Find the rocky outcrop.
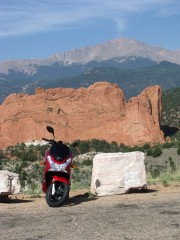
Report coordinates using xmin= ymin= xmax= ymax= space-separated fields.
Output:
xmin=0 ymin=82 xmax=164 ymax=149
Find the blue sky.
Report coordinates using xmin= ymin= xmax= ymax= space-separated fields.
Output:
xmin=0 ymin=0 xmax=180 ymax=60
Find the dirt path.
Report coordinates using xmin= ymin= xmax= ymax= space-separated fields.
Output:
xmin=0 ymin=185 xmax=180 ymax=240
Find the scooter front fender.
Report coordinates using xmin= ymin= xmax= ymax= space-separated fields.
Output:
xmin=52 ymin=175 xmax=70 ymax=185
xmin=42 ymin=173 xmax=70 ymax=193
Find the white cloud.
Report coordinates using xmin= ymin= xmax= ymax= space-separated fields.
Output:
xmin=0 ymin=0 xmax=180 ymax=37
xmin=114 ymin=18 xmax=127 ymax=32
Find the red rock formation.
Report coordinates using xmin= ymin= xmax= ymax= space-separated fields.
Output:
xmin=0 ymin=82 xmax=164 ymax=149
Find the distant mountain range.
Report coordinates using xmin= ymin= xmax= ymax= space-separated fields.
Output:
xmin=0 ymin=37 xmax=180 ymax=103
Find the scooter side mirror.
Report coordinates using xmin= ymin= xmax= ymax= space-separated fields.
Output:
xmin=46 ymin=126 xmax=54 ymax=135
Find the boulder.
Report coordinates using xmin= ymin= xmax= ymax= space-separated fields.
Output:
xmin=0 ymin=171 xmax=21 ymax=195
xmin=91 ymin=152 xmax=147 ymax=196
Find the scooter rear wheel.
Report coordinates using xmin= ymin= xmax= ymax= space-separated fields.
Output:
xmin=46 ymin=182 xmax=69 ymax=207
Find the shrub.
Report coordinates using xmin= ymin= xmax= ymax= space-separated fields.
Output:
xmin=152 ymin=146 xmax=162 ymax=158
xmin=110 ymin=141 xmax=120 ymax=152
xmin=0 ymin=150 xmax=5 ymax=159
xmin=130 ymin=145 xmax=145 ymax=152
xmin=42 ymin=145 xmax=48 ymax=156
xmin=90 ymin=139 xmax=109 ymax=152
xmin=162 ymin=142 xmax=174 ymax=149
xmin=14 ymin=163 xmax=21 ymax=174
xmin=20 ymin=161 xmax=29 ymax=168
xmin=177 ymin=146 xmax=180 ymax=155
xmin=148 ymin=170 xmax=180 ymax=186
xmin=78 ymin=140 xmax=91 ymax=154
xmin=69 ymin=140 xmax=89 ymax=156
xmin=149 ymin=167 xmax=161 ymax=178
xmin=20 ymin=149 xmax=38 ymax=162
xmin=0 ymin=159 xmax=6 ymax=170
xmin=81 ymin=159 xmax=92 ymax=166
xmin=18 ymin=143 xmax=26 ymax=151
xmin=20 ymin=170 xmax=28 ymax=181
xmin=162 ymin=179 xmax=169 ymax=187
xmin=146 ymin=148 xmax=153 ymax=156
xmin=168 ymin=157 xmax=176 ymax=172
xmin=142 ymin=143 xmax=151 ymax=150
xmin=70 ymin=139 xmax=121 ymax=155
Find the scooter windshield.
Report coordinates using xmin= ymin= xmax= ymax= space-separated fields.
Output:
xmin=50 ymin=142 xmax=70 ymax=161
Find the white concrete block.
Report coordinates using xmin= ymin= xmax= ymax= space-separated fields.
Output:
xmin=0 ymin=171 xmax=21 ymax=195
xmin=91 ymin=152 xmax=147 ymax=196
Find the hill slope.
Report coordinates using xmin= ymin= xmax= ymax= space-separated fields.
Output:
xmin=162 ymin=87 xmax=180 ymax=128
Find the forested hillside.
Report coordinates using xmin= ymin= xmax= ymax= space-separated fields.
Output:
xmin=162 ymin=87 xmax=180 ymax=128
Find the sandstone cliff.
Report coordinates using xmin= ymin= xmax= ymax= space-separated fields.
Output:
xmin=0 ymin=82 xmax=164 ymax=149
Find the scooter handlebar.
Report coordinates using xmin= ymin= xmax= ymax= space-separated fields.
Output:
xmin=42 ymin=138 xmax=55 ymax=144
xmin=42 ymin=137 xmax=49 ymax=141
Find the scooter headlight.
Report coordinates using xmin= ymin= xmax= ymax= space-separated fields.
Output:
xmin=47 ymin=156 xmax=71 ymax=172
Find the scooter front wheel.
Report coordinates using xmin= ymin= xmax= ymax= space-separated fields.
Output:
xmin=46 ymin=181 xmax=69 ymax=207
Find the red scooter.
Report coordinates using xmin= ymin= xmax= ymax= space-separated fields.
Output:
xmin=41 ymin=126 xmax=75 ymax=207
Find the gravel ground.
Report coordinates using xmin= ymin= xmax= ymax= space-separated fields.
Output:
xmin=0 ymin=184 xmax=180 ymax=240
